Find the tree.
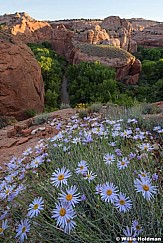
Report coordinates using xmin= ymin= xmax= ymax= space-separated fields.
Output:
xmin=28 ymin=43 xmax=66 ymax=111
xmin=67 ymin=62 xmax=116 ymax=106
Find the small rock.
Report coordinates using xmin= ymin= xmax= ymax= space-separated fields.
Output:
xmin=31 ymin=129 xmax=37 ymax=135
xmin=25 ymin=118 xmax=33 ymax=127
xmin=39 ymin=127 xmax=46 ymax=131
xmin=21 ymin=128 xmax=32 ymax=137
xmin=31 ymin=127 xmax=46 ymax=135
xmin=16 ymin=137 xmax=29 ymax=145
xmin=0 ymin=138 xmax=18 ymax=148
xmin=7 ymin=128 xmax=17 ymax=138
xmin=14 ymin=123 xmax=28 ymax=133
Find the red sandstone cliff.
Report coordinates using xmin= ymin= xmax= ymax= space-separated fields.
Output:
xmin=0 ymin=32 xmax=44 ymax=120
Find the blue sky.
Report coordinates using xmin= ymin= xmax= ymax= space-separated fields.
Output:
xmin=0 ymin=0 xmax=162 ymax=21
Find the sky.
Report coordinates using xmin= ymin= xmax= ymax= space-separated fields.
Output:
xmin=0 ymin=0 xmax=162 ymax=22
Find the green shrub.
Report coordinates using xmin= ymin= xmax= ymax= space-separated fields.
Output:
xmin=25 ymin=109 xmax=37 ymax=118
xmin=33 ymin=113 xmax=50 ymax=125
xmin=60 ymin=103 xmax=71 ymax=109
xmin=142 ymin=103 xmax=161 ymax=115
xmin=67 ymin=61 xmax=116 ymax=106
xmin=88 ymin=103 xmax=102 ymax=113
xmin=114 ymin=93 xmax=134 ymax=108
xmin=28 ymin=42 xmax=67 ymax=111
xmin=79 ymin=109 xmax=88 ymax=119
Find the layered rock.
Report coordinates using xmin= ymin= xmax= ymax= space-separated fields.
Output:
xmin=50 ymin=19 xmax=102 ymax=32
xmin=0 ymin=13 xmax=137 ymax=52
xmin=101 ymin=16 xmax=137 ymax=52
xmin=0 ymin=32 xmax=44 ymax=120
xmin=128 ymin=18 xmax=160 ymax=32
xmin=132 ymin=23 xmax=163 ymax=47
xmin=0 ymin=12 xmax=53 ymax=43
xmin=71 ymin=44 xmax=141 ymax=84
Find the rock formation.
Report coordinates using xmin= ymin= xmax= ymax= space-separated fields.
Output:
xmin=101 ymin=16 xmax=137 ymax=52
xmin=71 ymin=44 xmax=141 ymax=84
xmin=0 ymin=12 xmax=53 ymax=43
xmin=0 ymin=12 xmax=143 ymax=86
xmin=132 ymin=24 xmax=163 ymax=47
xmin=0 ymin=32 xmax=44 ymax=120
xmin=128 ymin=18 xmax=160 ymax=32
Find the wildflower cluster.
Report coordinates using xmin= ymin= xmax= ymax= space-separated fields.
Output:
xmin=0 ymin=112 xmax=162 ymax=242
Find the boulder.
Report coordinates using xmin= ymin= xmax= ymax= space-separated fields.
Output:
xmin=0 ymin=33 xmax=44 ymax=120
xmin=71 ymin=44 xmax=141 ymax=82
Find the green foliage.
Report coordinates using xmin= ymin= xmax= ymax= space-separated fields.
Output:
xmin=135 ymin=46 xmax=163 ymax=61
xmin=60 ymin=103 xmax=71 ymax=109
xmin=113 ymin=93 xmax=135 ymax=107
xmin=28 ymin=42 xmax=67 ymax=111
xmin=67 ymin=62 xmax=117 ymax=106
xmin=78 ymin=109 xmax=88 ymax=119
xmin=88 ymin=103 xmax=103 ymax=113
xmin=141 ymin=103 xmax=162 ymax=115
xmin=24 ymin=109 xmax=36 ymax=118
xmin=45 ymin=89 xmax=59 ymax=112
xmin=122 ymin=47 xmax=163 ymax=103
xmin=33 ymin=113 xmax=50 ymax=125
xmin=122 ymin=104 xmax=163 ymax=131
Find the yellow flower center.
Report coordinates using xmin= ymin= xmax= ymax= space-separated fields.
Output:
xmin=35 ymin=161 xmax=39 ymax=164
xmin=60 ymin=208 xmax=66 ymax=216
xmin=87 ymin=174 xmax=91 ymax=178
xmin=143 ymin=185 xmax=149 ymax=191
xmin=121 ymin=161 xmax=125 ymax=166
xmin=136 ymin=225 xmax=141 ymax=230
xmin=66 ymin=194 xmax=73 ymax=201
xmin=5 ymin=189 xmax=10 ymax=194
xmin=119 ymin=199 xmax=125 ymax=205
xmin=106 ymin=189 xmax=112 ymax=196
xmin=144 ymin=146 xmax=148 ymax=150
xmin=141 ymin=173 xmax=146 ymax=177
xmin=0 ymin=228 xmax=3 ymax=233
xmin=33 ymin=204 xmax=39 ymax=210
xmin=80 ymin=166 xmax=84 ymax=170
xmin=22 ymin=226 xmax=26 ymax=233
xmin=58 ymin=174 xmax=64 ymax=180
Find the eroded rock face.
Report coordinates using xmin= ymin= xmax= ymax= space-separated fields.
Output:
xmin=128 ymin=18 xmax=160 ymax=32
xmin=132 ymin=24 xmax=163 ymax=47
xmin=0 ymin=13 xmax=142 ymax=87
xmin=0 ymin=12 xmax=53 ymax=43
xmin=101 ymin=16 xmax=137 ymax=52
xmin=71 ymin=44 xmax=140 ymax=83
xmin=0 ymin=33 xmax=44 ymax=120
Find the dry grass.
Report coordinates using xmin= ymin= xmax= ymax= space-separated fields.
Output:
xmin=78 ymin=43 xmax=133 ymax=59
